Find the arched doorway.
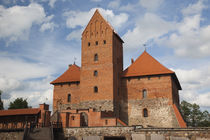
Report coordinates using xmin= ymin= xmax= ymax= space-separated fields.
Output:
xmin=80 ymin=112 xmax=88 ymax=126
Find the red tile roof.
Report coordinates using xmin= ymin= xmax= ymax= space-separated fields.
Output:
xmin=0 ymin=108 xmax=40 ymax=116
xmin=51 ymin=64 xmax=80 ymax=84
xmin=172 ymin=104 xmax=187 ymax=128
xmin=123 ymin=51 xmax=174 ymax=77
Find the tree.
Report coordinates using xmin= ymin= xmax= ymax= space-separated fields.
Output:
xmin=180 ymin=100 xmax=210 ymax=127
xmin=8 ymin=98 xmax=28 ymax=109
xmin=0 ymin=90 xmax=3 ymax=110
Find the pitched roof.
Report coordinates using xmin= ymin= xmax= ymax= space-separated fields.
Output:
xmin=123 ymin=51 xmax=182 ymax=90
xmin=123 ymin=51 xmax=174 ymax=77
xmin=50 ymin=64 xmax=80 ymax=84
xmin=0 ymin=108 xmax=40 ymax=116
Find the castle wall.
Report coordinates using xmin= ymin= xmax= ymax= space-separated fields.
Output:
xmin=64 ymin=127 xmax=210 ymax=140
xmin=53 ymin=82 xmax=80 ymax=112
xmin=121 ymin=75 xmax=180 ymax=127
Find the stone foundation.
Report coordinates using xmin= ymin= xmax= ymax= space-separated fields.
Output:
xmin=64 ymin=127 xmax=210 ymax=140
xmin=127 ymin=98 xmax=179 ymax=127
xmin=0 ymin=132 xmax=24 ymax=140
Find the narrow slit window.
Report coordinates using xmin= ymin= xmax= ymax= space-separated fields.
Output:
xmin=94 ymin=54 xmax=98 ymax=61
xmin=67 ymin=94 xmax=71 ymax=102
xmin=143 ymin=108 xmax=148 ymax=117
xmin=143 ymin=89 xmax=147 ymax=99
xmin=88 ymin=42 xmax=90 ymax=46
xmin=94 ymin=86 xmax=98 ymax=93
xmin=94 ymin=70 xmax=98 ymax=76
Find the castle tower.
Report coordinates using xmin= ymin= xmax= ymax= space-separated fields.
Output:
xmin=80 ymin=9 xmax=124 ymax=112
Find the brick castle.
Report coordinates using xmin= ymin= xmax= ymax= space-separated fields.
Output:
xmin=50 ymin=9 xmax=186 ymax=128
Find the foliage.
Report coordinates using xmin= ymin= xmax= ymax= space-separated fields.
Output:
xmin=180 ymin=100 xmax=210 ymax=127
xmin=0 ymin=90 xmax=3 ymax=110
xmin=8 ymin=98 xmax=28 ymax=109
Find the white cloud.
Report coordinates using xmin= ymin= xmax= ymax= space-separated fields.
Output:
xmin=0 ymin=3 xmax=56 ymax=44
xmin=157 ymin=0 xmax=210 ymax=58
xmin=66 ymin=28 xmax=83 ymax=41
xmin=0 ymin=57 xmax=53 ymax=80
xmin=174 ymin=67 xmax=210 ymax=108
xmin=182 ymin=0 xmax=206 ymax=16
xmin=123 ymin=13 xmax=175 ymax=49
xmin=139 ymin=0 xmax=164 ymax=10
xmin=108 ymin=0 xmax=121 ymax=9
xmin=40 ymin=15 xmax=58 ymax=32
xmin=64 ymin=8 xmax=128 ymax=30
xmin=0 ymin=3 xmax=45 ymax=43
xmin=49 ymin=0 xmax=56 ymax=8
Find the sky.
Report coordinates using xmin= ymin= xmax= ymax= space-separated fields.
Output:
xmin=0 ymin=0 xmax=210 ymax=112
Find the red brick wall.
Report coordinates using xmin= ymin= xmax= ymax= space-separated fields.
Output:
xmin=53 ymin=82 xmax=80 ymax=112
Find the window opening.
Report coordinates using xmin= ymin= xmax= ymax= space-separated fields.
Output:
xmin=94 ymin=54 xmax=98 ymax=61
xmin=94 ymin=70 xmax=98 ymax=76
xmin=67 ymin=94 xmax=71 ymax=102
xmin=143 ymin=89 xmax=147 ymax=99
xmin=94 ymin=86 xmax=98 ymax=93
xmin=143 ymin=108 xmax=148 ymax=117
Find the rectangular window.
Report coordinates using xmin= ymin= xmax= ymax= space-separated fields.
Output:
xmin=105 ymin=120 xmax=108 ymax=125
xmin=95 ymin=41 xmax=98 ymax=45
xmin=103 ymin=40 xmax=106 ymax=44
xmin=88 ymin=42 xmax=90 ymax=46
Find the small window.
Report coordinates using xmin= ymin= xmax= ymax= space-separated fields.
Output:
xmin=143 ymin=89 xmax=147 ymax=99
xmin=71 ymin=116 xmax=75 ymax=120
xmin=95 ymin=41 xmax=98 ymax=45
xmin=103 ymin=40 xmax=106 ymax=44
xmin=94 ymin=70 xmax=98 ymax=76
xmin=105 ymin=120 xmax=108 ymax=125
xmin=94 ymin=86 xmax=98 ymax=93
xmin=94 ymin=54 xmax=98 ymax=61
xmin=88 ymin=42 xmax=90 ymax=46
xmin=143 ymin=108 xmax=148 ymax=117
xmin=67 ymin=94 xmax=71 ymax=102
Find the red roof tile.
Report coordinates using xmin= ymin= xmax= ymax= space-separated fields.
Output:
xmin=123 ymin=51 xmax=174 ymax=77
xmin=0 ymin=108 xmax=40 ymax=116
xmin=51 ymin=64 xmax=80 ymax=84
xmin=172 ymin=104 xmax=187 ymax=128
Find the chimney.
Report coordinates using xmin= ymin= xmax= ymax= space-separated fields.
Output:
xmin=131 ymin=58 xmax=134 ymax=64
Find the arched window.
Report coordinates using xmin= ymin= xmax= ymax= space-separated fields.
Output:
xmin=143 ymin=108 xmax=148 ymax=117
xmin=94 ymin=54 xmax=98 ymax=61
xmin=66 ymin=107 xmax=71 ymax=110
xmin=142 ymin=89 xmax=147 ymax=99
xmin=94 ymin=86 xmax=98 ymax=93
xmin=67 ymin=94 xmax=71 ymax=102
xmin=94 ymin=70 xmax=98 ymax=76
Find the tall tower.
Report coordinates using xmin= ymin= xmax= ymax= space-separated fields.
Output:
xmin=80 ymin=9 xmax=124 ymax=112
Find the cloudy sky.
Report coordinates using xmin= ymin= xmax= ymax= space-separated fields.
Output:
xmin=0 ymin=0 xmax=210 ymax=112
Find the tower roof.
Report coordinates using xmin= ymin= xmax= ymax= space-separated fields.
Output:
xmin=123 ymin=51 xmax=174 ymax=77
xmin=123 ymin=51 xmax=181 ymax=89
xmin=50 ymin=64 xmax=80 ymax=84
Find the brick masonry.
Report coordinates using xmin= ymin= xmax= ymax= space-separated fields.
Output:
xmin=51 ymin=10 xmax=186 ymax=128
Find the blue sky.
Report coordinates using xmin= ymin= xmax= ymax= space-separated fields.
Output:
xmin=0 ymin=0 xmax=210 ymax=112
